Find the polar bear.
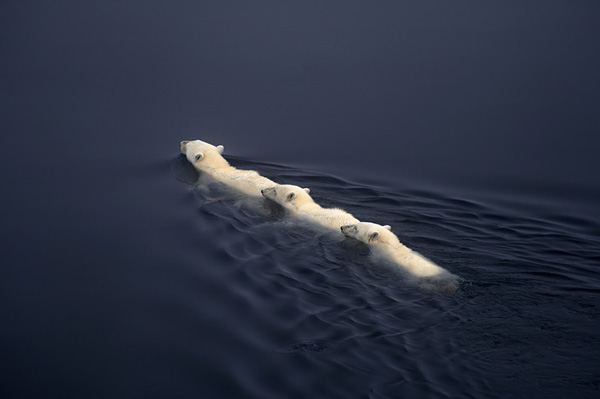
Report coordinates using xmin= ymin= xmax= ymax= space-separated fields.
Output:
xmin=180 ymin=139 xmax=276 ymax=198
xmin=261 ymin=184 xmax=359 ymax=235
xmin=341 ymin=222 xmax=458 ymax=291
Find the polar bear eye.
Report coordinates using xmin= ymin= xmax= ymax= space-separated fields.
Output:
xmin=287 ymin=192 xmax=296 ymax=201
xmin=194 ymin=153 xmax=204 ymax=162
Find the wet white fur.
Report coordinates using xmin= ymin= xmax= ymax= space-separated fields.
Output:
xmin=262 ymin=184 xmax=359 ymax=235
xmin=341 ymin=222 xmax=455 ymax=281
xmin=180 ymin=140 xmax=276 ymax=197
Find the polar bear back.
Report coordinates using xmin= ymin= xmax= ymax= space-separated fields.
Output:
xmin=342 ymin=222 xmax=453 ymax=279
xmin=262 ymin=184 xmax=359 ymax=233
xmin=211 ymin=168 xmax=276 ymax=197
xmin=296 ymin=206 xmax=359 ymax=231
xmin=182 ymin=139 xmax=276 ymax=197
xmin=374 ymin=244 xmax=448 ymax=278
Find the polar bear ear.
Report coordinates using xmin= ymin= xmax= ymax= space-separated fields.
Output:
xmin=368 ymin=231 xmax=380 ymax=241
xmin=287 ymin=192 xmax=296 ymax=201
xmin=194 ymin=153 xmax=204 ymax=162
xmin=303 ymin=188 xmax=310 ymax=194
xmin=383 ymin=225 xmax=392 ymax=231
xmin=216 ymin=145 xmax=224 ymax=154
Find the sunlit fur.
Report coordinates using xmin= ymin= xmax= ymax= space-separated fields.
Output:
xmin=262 ymin=184 xmax=359 ymax=234
xmin=180 ymin=140 xmax=276 ymax=197
xmin=341 ymin=222 xmax=457 ymax=284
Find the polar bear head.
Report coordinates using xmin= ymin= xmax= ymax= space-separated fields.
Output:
xmin=261 ymin=184 xmax=313 ymax=211
xmin=341 ymin=222 xmax=396 ymax=245
xmin=180 ymin=140 xmax=228 ymax=169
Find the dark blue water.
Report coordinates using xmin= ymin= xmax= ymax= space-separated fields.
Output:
xmin=2 ymin=1 xmax=599 ymax=398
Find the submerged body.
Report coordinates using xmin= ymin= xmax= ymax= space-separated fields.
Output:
xmin=181 ymin=140 xmax=276 ymax=197
xmin=262 ymin=184 xmax=359 ymax=236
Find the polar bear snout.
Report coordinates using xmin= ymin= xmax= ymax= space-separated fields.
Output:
xmin=261 ymin=187 xmax=276 ymax=199
xmin=340 ymin=224 xmax=357 ymax=237
xmin=180 ymin=140 xmax=190 ymax=154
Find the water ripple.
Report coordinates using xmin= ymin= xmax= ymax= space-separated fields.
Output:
xmin=171 ymin=155 xmax=600 ymax=399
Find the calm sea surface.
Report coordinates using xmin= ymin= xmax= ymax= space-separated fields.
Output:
xmin=1 ymin=1 xmax=599 ymax=398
